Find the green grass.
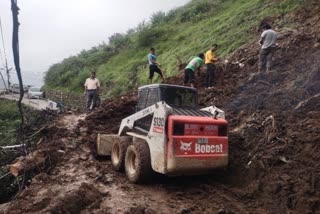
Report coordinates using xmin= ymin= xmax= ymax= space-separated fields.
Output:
xmin=44 ymin=0 xmax=304 ymax=96
xmin=0 ymin=100 xmax=27 ymax=203
xmin=0 ymin=99 xmax=20 ymax=146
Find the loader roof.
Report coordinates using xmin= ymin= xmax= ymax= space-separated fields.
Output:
xmin=137 ymin=84 xmax=198 ymax=110
xmin=138 ymin=84 xmax=197 ymax=91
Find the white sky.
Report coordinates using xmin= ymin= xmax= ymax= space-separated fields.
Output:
xmin=0 ymin=0 xmax=189 ymax=87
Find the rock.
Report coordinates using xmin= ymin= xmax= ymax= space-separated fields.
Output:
xmin=79 ymin=127 xmax=87 ymax=133
xmin=217 ymin=208 xmax=226 ymax=214
xmin=80 ymin=154 xmax=88 ymax=161
xmin=180 ymin=208 xmax=191 ymax=214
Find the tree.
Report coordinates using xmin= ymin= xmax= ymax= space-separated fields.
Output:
xmin=150 ymin=11 xmax=166 ymax=25
xmin=108 ymin=33 xmax=131 ymax=49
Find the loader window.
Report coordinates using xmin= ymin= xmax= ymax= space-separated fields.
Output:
xmin=137 ymin=87 xmax=159 ymax=111
xmin=161 ymin=87 xmax=197 ymax=108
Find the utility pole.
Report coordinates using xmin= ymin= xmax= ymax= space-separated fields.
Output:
xmin=0 ymin=63 xmax=13 ymax=92
xmin=0 ymin=68 xmax=8 ymax=91
xmin=5 ymin=60 xmax=12 ymax=90
xmin=0 ymin=14 xmax=12 ymax=91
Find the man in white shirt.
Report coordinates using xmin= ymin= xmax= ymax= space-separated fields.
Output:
xmin=259 ymin=24 xmax=277 ymax=73
xmin=84 ymin=71 xmax=100 ymax=111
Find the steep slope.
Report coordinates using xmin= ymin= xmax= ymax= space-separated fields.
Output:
xmin=44 ymin=0 xmax=304 ymax=97
xmin=1 ymin=1 xmax=319 ymax=213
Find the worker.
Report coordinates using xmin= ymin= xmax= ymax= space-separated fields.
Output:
xmin=258 ymin=23 xmax=277 ymax=73
xmin=183 ymin=53 xmax=205 ymax=88
xmin=205 ymin=44 xmax=220 ymax=89
xmin=56 ymin=101 xmax=64 ymax=113
xmin=148 ymin=48 xmax=165 ymax=83
xmin=84 ymin=71 xmax=100 ymax=112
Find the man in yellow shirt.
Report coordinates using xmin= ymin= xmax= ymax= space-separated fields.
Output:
xmin=205 ymin=44 xmax=219 ymax=89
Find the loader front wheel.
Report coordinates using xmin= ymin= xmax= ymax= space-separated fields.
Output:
xmin=125 ymin=143 xmax=152 ymax=183
xmin=111 ymin=138 xmax=131 ymax=171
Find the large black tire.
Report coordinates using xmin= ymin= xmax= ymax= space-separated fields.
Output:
xmin=111 ymin=138 xmax=131 ymax=171
xmin=125 ymin=143 xmax=152 ymax=183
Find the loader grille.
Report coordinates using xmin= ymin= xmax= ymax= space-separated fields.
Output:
xmin=172 ymin=107 xmax=213 ymax=117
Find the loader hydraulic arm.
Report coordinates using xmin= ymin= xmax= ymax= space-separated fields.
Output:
xmin=118 ymin=101 xmax=173 ymax=136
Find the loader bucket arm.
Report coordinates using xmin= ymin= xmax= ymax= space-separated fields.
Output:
xmin=118 ymin=101 xmax=173 ymax=136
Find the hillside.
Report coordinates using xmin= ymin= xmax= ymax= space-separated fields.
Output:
xmin=44 ymin=0 xmax=304 ymax=97
xmin=0 ymin=0 xmax=319 ymax=213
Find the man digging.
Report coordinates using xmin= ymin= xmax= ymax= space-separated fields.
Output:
xmin=148 ymin=47 xmax=166 ymax=83
xmin=258 ymin=23 xmax=278 ymax=74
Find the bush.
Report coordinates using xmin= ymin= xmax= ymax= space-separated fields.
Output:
xmin=150 ymin=11 xmax=166 ymax=25
xmin=164 ymin=9 xmax=178 ymax=22
xmin=109 ymin=33 xmax=132 ymax=49
xmin=70 ymin=69 xmax=90 ymax=92
xmin=194 ymin=1 xmax=211 ymax=14
xmin=137 ymin=27 xmax=167 ymax=47
xmin=178 ymin=9 xmax=193 ymax=23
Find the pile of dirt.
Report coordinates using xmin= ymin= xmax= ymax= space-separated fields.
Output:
xmin=1 ymin=1 xmax=319 ymax=213
xmin=204 ymin=2 xmax=320 ymax=212
xmin=78 ymin=92 xmax=137 ymax=134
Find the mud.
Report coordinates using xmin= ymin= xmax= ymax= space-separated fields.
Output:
xmin=1 ymin=2 xmax=320 ymax=214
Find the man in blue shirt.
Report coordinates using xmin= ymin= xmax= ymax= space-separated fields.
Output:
xmin=148 ymin=48 xmax=165 ymax=83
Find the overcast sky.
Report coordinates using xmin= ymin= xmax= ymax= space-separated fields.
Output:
xmin=0 ymin=0 xmax=189 ymax=87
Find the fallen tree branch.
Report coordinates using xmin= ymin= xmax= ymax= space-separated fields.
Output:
xmin=0 ymin=172 xmax=11 ymax=180
xmin=9 ymin=150 xmax=47 ymax=177
xmin=1 ymin=144 xmax=25 ymax=150
xmin=26 ymin=126 xmax=47 ymax=139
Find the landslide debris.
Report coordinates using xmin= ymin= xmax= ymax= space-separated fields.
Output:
xmin=1 ymin=2 xmax=320 ymax=213
xmin=0 ymin=108 xmax=60 ymax=204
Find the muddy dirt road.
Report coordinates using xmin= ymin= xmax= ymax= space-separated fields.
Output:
xmin=1 ymin=2 xmax=320 ymax=214
xmin=1 ymin=114 xmax=252 ymax=214
xmin=0 ymin=113 xmax=259 ymax=214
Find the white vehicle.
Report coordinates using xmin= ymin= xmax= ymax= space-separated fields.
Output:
xmin=97 ymin=84 xmax=228 ymax=183
xmin=27 ymin=87 xmax=43 ymax=99
xmin=10 ymin=83 xmax=28 ymax=93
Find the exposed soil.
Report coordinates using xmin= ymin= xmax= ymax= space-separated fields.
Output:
xmin=1 ymin=2 xmax=320 ymax=214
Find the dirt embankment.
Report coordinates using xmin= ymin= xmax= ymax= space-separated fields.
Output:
xmin=1 ymin=2 xmax=320 ymax=213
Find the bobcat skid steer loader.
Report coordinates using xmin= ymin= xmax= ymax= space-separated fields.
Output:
xmin=97 ymin=84 xmax=228 ymax=183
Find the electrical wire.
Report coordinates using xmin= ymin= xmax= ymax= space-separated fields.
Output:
xmin=0 ymin=14 xmax=11 ymax=90
xmin=0 ymin=42 xmax=5 ymax=68
xmin=0 ymin=15 xmax=8 ymax=65
xmin=0 ymin=70 xmax=8 ymax=90
xmin=0 ymin=16 xmax=6 ymax=68
xmin=0 ymin=16 xmax=8 ymax=90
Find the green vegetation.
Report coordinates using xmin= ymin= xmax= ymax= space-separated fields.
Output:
xmin=44 ymin=0 xmax=304 ymax=96
xmin=0 ymin=99 xmax=55 ymax=203
xmin=0 ymin=99 xmax=20 ymax=146
xmin=0 ymin=99 xmax=21 ymax=202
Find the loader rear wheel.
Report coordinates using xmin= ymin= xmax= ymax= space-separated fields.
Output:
xmin=111 ymin=138 xmax=131 ymax=171
xmin=125 ymin=143 xmax=152 ymax=183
